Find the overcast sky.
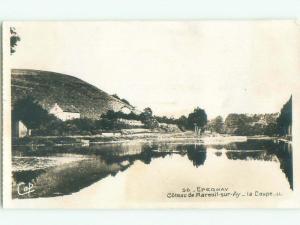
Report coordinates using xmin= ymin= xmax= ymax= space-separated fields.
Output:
xmin=7 ymin=21 xmax=300 ymax=119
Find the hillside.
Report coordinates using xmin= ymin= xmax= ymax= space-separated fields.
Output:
xmin=11 ymin=69 xmax=135 ymax=119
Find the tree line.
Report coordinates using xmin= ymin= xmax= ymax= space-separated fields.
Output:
xmin=205 ymin=96 xmax=292 ymax=136
xmin=12 ymin=95 xmax=292 ymax=137
xmin=12 ymin=97 xmax=208 ymax=136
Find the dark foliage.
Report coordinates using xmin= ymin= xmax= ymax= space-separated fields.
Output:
xmin=224 ymin=113 xmax=278 ymax=136
xmin=139 ymin=108 xmax=160 ymax=129
xmin=206 ymin=116 xmax=224 ymax=133
xmin=101 ymin=110 xmax=141 ymax=121
xmin=176 ymin=116 xmax=189 ymax=131
xmin=12 ymin=96 xmax=57 ymax=129
xmin=154 ymin=115 xmax=176 ymax=124
xmin=10 ymin=27 xmax=21 ymax=55
xmin=223 ymin=97 xmax=292 ymax=136
xmin=186 ymin=107 xmax=208 ymax=130
xmin=277 ymin=96 xmax=292 ymax=136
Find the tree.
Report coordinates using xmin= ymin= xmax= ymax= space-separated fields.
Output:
xmin=277 ymin=96 xmax=292 ymax=136
xmin=95 ymin=118 xmax=115 ymax=131
xmin=207 ymin=116 xmax=224 ymax=133
xmin=65 ymin=118 xmax=96 ymax=132
xmin=264 ymin=122 xmax=278 ymax=136
xmin=127 ymin=112 xmax=140 ymax=120
xmin=139 ymin=107 xmax=159 ymax=129
xmin=140 ymin=107 xmax=153 ymax=122
xmin=224 ymin=113 xmax=279 ymax=136
xmin=121 ymin=98 xmax=130 ymax=105
xmin=12 ymin=96 xmax=56 ymax=129
xmin=10 ymin=27 xmax=21 ymax=55
xmin=176 ymin=115 xmax=188 ymax=130
xmin=101 ymin=110 xmax=117 ymax=120
xmin=154 ymin=115 xmax=176 ymax=124
xmin=187 ymin=107 xmax=207 ymax=130
xmin=143 ymin=107 xmax=153 ymax=117
xmin=143 ymin=118 xmax=159 ymax=129
xmin=224 ymin=114 xmax=249 ymax=135
xmin=112 ymin=94 xmax=121 ymax=100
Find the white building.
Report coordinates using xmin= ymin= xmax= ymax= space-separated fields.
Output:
xmin=49 ymin=103 xmax=80 ymax=121
xmin=117 ymin=118 xmax=143 ymax=127
xmin=13 ymin=121 xmax=31 ymax=138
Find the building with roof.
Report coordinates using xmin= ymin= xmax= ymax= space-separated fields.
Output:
xmin=49 ymin=103 xmax=80 ymax=121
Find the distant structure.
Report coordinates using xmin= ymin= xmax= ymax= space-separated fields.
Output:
xmin=49 ymin=103 xmax=80 ymax=121
xmin=12 ymin=121 xmax=31 ymax=138
xmin=117 ymin=118 xmax=143 ymax=127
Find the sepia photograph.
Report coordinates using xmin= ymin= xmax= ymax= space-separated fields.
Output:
xmin=2 ymin=21 xmax=300 ymax=208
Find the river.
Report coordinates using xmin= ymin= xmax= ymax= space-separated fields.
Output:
xmin=11 ymin=138 xmax=293 ymax=207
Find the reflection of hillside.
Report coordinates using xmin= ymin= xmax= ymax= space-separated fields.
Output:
xmin=12 ymin=158 xmax=130 ymax=199
xmin=16 ymin=143 xmax=181 ymax=198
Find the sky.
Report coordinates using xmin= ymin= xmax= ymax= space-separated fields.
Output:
xmin=6 ymin=21 xmax=300 ymax=119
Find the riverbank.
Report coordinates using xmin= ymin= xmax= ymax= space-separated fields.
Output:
xmin=13 ymin=131 xmax=243 ymax=147
xmin=247 ymin=135 xmax=292 ymax=144
xmin=13 ymin=131 xmax=291 ymax=151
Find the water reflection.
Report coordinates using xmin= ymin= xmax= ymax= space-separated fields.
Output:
xmin=12 ymin=139 xmax=293 ymax=199
xmin=186 ymin=145 xmax=207 ymax=167
xmin=214 ymin=140 xmax=293 ymax=190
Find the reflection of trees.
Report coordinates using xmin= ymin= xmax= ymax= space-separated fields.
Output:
xmin=272 ymin=141 xmax=293 ymax=190
xmin=210 ymin=140 xmax=275 ymax=151
xmin=209 ymin=145 xmax=225 ymax=150
xmin=99 ymin=143 xmax=172 ymax=166
xmin=94 ymin=143 xmax=208 ymax=170
xmin=223 ymin=140 xmax=293 ymax=190
xmin=186 ymin=145 xmax=207 ymax=167
xmin=225 ymin=151 xmax=276 ymax=161
xmin=13 ymin=139 xmax=293 ymax=199
xmin=87 ymin=140 xmax=293 ymax=191
xmin=13 ymin=169 xmax=45 ymax=184
xmin=215 ymin=152 xmax=222 ymax=157
xmin=14 ymin=142 xmax=209 ymax=198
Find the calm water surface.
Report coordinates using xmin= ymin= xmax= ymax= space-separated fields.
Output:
xmin=12 ymin=139 xmax=293 ymax=200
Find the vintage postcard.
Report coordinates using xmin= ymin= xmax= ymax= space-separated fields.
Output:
xmin=2 ymin=21 xmax=300 ymax=208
